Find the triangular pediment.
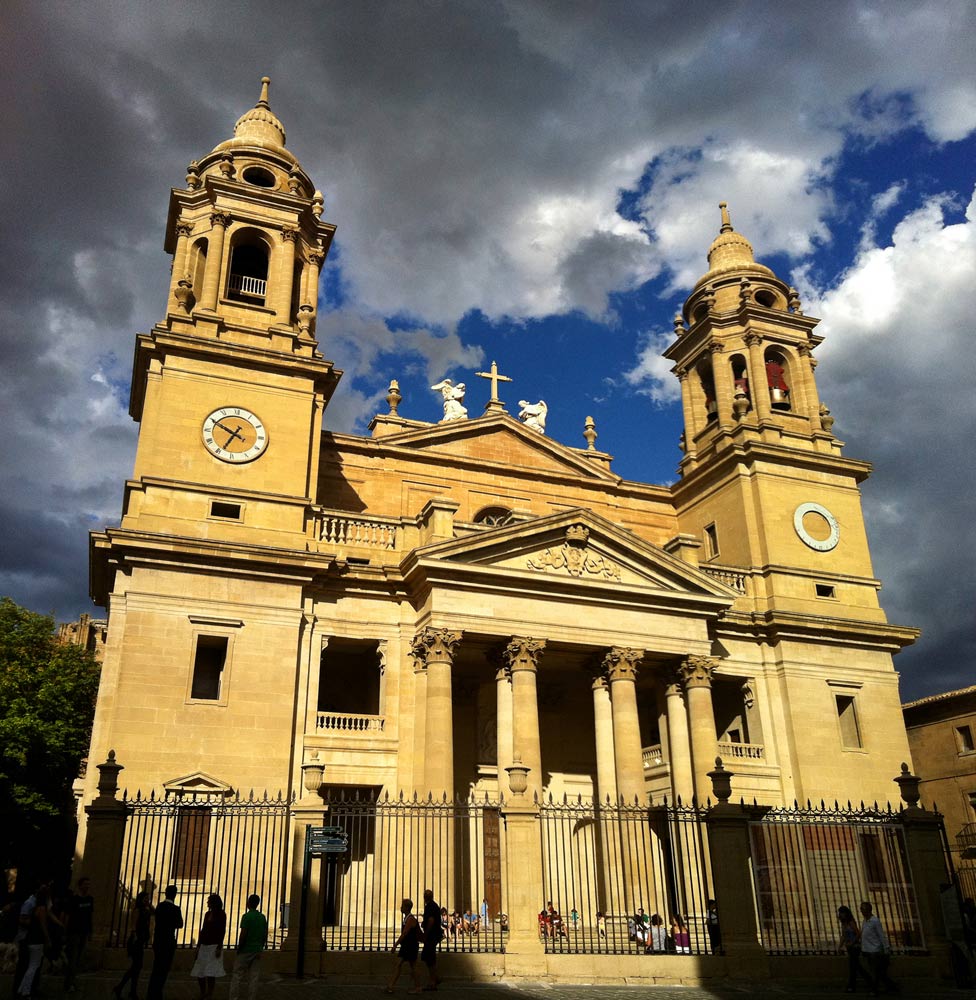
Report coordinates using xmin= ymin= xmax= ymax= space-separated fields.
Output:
xmin=376 ymin=413 xmax=619 ymax=482
xmin=162 ymin=771 xmax=234 ymax=799
xmin=403 ymin=508 xmax=736 ymax=605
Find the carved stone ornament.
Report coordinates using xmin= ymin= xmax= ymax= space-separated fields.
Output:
xmin=281 ymin=225 xmax=299 ymax=243
xmin=679 ymin=655 xmax=717 ymax=689
xmin=518 ymin=399 xmax=548 ymax=433
xmin=210 ymin=211 xmax=232 ymax=229
xmin=185 ymin=161 xmax=201 ymax=190
xmin=175 ymin=221 xmax=194 ymax=239
xmin=312 ymin=190 xmax=325 ymax=218
xmin=411 ymin=626 xmax=462 ymax=666
xmin=503 ymin=636 xmax=546 ymax=673
xmin=307 ymin=249 xmax=325 ymax=267
xmin=296 ymin=303 xmax=315 ymax=335
xmin=430 ymin=379 xmax=468 ymax=421
xmin=583 ymin=415 xmax=597 ymax=451
xmin=788 ymin=286 xmax=803 ymax=314
xmin=603 ymin=646 xmax=644 ymax=683
xmin=743 ymin=332 xmax=763 ymax=349
xmin=741 ymin=681 xmax=755 ymax=710
xmin=526 ymin=535 xmax=621 ymax=581
xmin=386 ymin=379 xmax=402 ymax=416
xmin=819 ymin=402 xmax=835 ymax=433
xmin=219 ymin=154 xmax=235 ymax=180
xmin=174 ymin=274 xmax=194 ymax=313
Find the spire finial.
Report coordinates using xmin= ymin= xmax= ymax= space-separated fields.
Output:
xmin=258 ymin=76 xmax=271 ymax=109
xmin=719 ymin=201 xmax=733 ymax=233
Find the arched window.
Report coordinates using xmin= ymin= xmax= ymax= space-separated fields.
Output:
xmin=191 ymin=238 xmax=208 ymax=296
xmin=227 ymin=230 xmax=270 ymax=305
xmin=697 ymin=361 xmax=717 ymax=422
xmin=764 ymin=347 xmax=792 ymax=411
xmin=474 ymin=506 xmax=513 ymax=527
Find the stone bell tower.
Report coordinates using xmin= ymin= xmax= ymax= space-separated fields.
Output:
xmin=101 ymin=78 xmax=342 ymax=566
xmin=665 ymin=206 xmax=916 ymax=783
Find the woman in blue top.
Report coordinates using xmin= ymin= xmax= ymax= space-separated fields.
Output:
xmin=837 ymin=905 xmax=871 ymax=993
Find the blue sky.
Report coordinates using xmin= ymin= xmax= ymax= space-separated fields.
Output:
xmin=1 ymin=1 xmax=975 ymax=701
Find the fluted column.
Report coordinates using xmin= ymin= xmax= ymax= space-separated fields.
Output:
xmin=275 ymin=226 xmax=298 ymax=324
xmin=604 ymin=647 xmax=646 ymax=804
xmin=663 ymin=668 xmax=694 ymax=803
xmin=495 ymin=658 xmax=513 ymax=790
xmin=413 ymin=627 xmax=461 ymax=797
xmin=591 ymin=675 xmax=617 ymax=805
xmin=199 ymin=211 xmax=230 ymax=311
xmin=679 ymin=655 xmax=719 ymax=801
xmin=745 ymin=333 xmax=771 ymax=420
xmin=505 ymin=637 xmax=546 ymax=802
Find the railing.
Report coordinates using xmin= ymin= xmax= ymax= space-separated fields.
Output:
xmin=318 ymin=511 xmax=399 ymax=550
xmin=539 ymin=799 xmax=714 ymax=955
xmin=110 ymin=791 xmax=291 ymax=950
xmin=642 ymin=744 xmax=664 ymax=769
xmin=750 ymin=805 xmax=925 ymax=955
xmin=228 ymin=273 xmax=267 ymax=299
xmin=701 ymin=565 xmax=748 ymax=595
xmin=717 ymin=741 xmax=765 ymax=761
xmin=316 ymin=711 xmax=385 ymax=733
xmin=321 ymin=790 xmax=505 ymax=953
xmin=957 ymin=822 xmax=976 ymax=849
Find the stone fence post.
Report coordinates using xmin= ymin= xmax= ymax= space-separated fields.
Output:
xmin=704 ymin=758 xmax=770 ymax=978
xmin=82 ymin=751 xmax=130 ymax=946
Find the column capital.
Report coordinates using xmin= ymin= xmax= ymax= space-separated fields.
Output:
xmin=307 ymin=248 xmax=325 ymax=267
xmin=504 ymin=636 xmax=546 ymax=672
xmin=590 ymin=673 xmax=610 ymax=694
xmin=679 ymin=655 xmax=717 ymax=688
xmin=209 ymin=210 xmax=232 ymax=229
xmin=603 ymin=646 xmax=644 ymax=682
xmin=281 ymin=225 xmax=299 ymax=243
xmin=663 ymin=666 xmax=684 ymax=698
xmin=411 ymin=626 xmax=462 ymax=666
xmin=744 ymin=332 xmax=764 ymax=349
xmin=174 ymin=221 xmax=194 ymax=238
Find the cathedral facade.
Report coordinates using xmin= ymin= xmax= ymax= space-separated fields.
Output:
xmin=83 ymin=80 xmax=918 ymax=884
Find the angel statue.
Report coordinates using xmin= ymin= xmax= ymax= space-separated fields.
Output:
xmin=431 ymin=378 xmax=468 ymax=422
xmin=518 ymin=399 xmax=548 ymax=433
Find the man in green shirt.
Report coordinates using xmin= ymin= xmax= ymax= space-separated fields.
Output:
xmin=230 ymin=894 xmax=267 ymax=1000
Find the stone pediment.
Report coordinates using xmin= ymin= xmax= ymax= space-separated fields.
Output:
xmin=162 ymin=771 xmax=234 ymax=799
xmin=403 ymin=508 xmax=735 ymax=603
xmin=376 ymin=413 xmax=619 ymax=482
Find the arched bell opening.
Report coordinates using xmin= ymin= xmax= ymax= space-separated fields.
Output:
xmin=191 ymin=239 xmax=208 ymax=297
xmin=753 ymin=287 xmax=785 ymax=310
xmin=290 ymin=258 xmax=304 ymax=322
xmin=697 ymin=360 xmax=717 ymax=423
xmin=764 ymin=346 xmax=792 ymax=411
xmin=226 ymin=229 xmax=270 ymax=305
xmin=729 ymin=352 xmax=751 ymax=416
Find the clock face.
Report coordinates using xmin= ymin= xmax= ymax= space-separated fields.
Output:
xmin=794 ymin=502 xmax=839 ymax=552
xmin=202 ymin=407 xmax=268 ymax=463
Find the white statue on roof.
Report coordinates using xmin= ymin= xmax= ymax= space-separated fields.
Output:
xmin=431 ymin=379 xmax=468 ymax=421
xmin=518 ymin=399 xmax=548 ymax=434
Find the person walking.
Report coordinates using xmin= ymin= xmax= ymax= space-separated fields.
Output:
xmin=113 ymin=891 xmax=154 ymax=1000
xmin=16 ymin=884 xmax=51 ymax=997
xmin=859 ymin=901 xmax=897 ymax=994
xmin=229 ymin=894 xmax=267 ymax=1000
xmin=62 ymin=876 xmax=94 ymax=993
xmin=837 ymin=904 xmax=872 ymax=993
xmin=420 ymin=888 xmax=443 ymax=990
xmin=146 ymin=885 xmax=183 ymax=1000
xmin=386 ymin=898 xmax=423 ymax=993
xmin=189 ymin=894 xmax=227 ymax=999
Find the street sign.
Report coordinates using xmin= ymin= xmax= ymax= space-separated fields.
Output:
xmin=307 ymin=824 xmax=348 ymax=856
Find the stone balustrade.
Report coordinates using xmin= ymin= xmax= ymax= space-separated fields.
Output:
xmin=701 ymin=564 xmax=749 ymax=595
xmin=316 ymin=509 xmax=400 ymax=549
xmin=316 ymin=711 xmax=386 ymax=733
xmin=717 ymin=740 xmax=765 ymax=760
xmin=641 ymin=744 xmax=665 ymax=769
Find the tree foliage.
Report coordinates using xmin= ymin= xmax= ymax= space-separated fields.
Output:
xmin=0 ymin=597 xmax=101 ymax=871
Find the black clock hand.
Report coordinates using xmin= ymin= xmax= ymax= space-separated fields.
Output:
xmin=214 ymin=421 xmax=245 ymax=448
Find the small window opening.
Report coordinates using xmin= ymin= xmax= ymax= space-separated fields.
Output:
xmin=191 ymin=635 xmax=228 ymax=700
xmin=474 ymin=506 xmax=513 ymax=527
xmin=346 ymin=557 xmax=370 ymax=566
xmin=227 ymin=237 xmax=269 ymax=305
xmin=836 ymin=694 xmax=862 ymax=748
xmin=210 ymin=500 xmax=241 ymax=520
xmin=242 ymin=165 xmax=276 ymax=188
xmin=755 ymin=289 xmax=777 ymax=308
xmin=815 ymin=583 xmax=835 ymax=598
xmin=765 ymin=350 xmax=791 ymax=411
xmin=699 ymin=364 xmax=717 ymax=422
xmin=318 ymin=638 xmax=381 ymax=716
xmin=704 ymin=523 xmax=719 ymax=561
xmin=957 ymin=725 xmax=975 ymax=754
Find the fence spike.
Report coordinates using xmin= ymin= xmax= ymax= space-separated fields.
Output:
xmin=149 ymin=789 xmax=157 ymax=802
xmin=739 ymin=796 xmax=745 ymax=806
xmin=752 ymin=796 xmax=758 ymax=807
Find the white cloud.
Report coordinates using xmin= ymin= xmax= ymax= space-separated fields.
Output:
xmin=623 ymin=330 xmax=680 ymax=405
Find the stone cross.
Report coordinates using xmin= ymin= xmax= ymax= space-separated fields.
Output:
xmin=476 ymin=360 xmax=512 ymax=414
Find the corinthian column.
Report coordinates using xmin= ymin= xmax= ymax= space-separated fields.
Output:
xmin=412 ymin=627 xmax=462 ymax=798
xmin=679 ymin=655 xmax=719 ymax=802
xmin=663 ymin=668 xmax=694 ymax=803
xmin=494 ymin=656 xmax=514 ymax=790
xmin=505 ymin=637 xmax=546 ymax=802
xmin=591 ymin=675 xmax=617 ymax=805
xmin=604 ymin=647 xmax=646 ymax=804
xmin=200 ymin=211 xmax=230 ymax=311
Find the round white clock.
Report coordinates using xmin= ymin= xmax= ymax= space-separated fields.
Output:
xmin=202 ymin=407 xmax=268 ymax=463
xmin=793 ymin=502 xmax=839 ymax=552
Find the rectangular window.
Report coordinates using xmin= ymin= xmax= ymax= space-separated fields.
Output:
xmin=815 ymin=583 xmax=836 ymax=598
xmin=191 ymin=635 xmax=228 ymax=700
xmin=836 ymin=694 xmax=862 ymax=748
xmin=957 ymin=725 xmax=975 ymax=753
xmin=704 ymin=523 xmax=719 ymax=560
xmin=210 ymin=500 xmax=242 ymax=520
xmin=171 ymin=807 xmax=211 ymax=880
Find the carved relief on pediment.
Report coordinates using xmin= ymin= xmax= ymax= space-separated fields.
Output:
xmin=525 ymin=525 xmax=621 ymax=581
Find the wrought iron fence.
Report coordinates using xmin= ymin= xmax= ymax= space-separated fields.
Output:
xmin=749 ymin=804 xmax=928 ymax=955
xmin=321 ymin=790 xmax=505 ymax=953
xmin=110 ymin=791 xmax=291 ymax=949
xmin=539 ymin=798 xmax=714 ymax=955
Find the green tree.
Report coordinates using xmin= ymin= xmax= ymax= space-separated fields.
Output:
xmin=0 ymin=597 xmax=101 ymax=878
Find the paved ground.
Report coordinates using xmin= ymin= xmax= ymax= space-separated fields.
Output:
xmin=2 ymin=971 xmax=970 ymax=999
